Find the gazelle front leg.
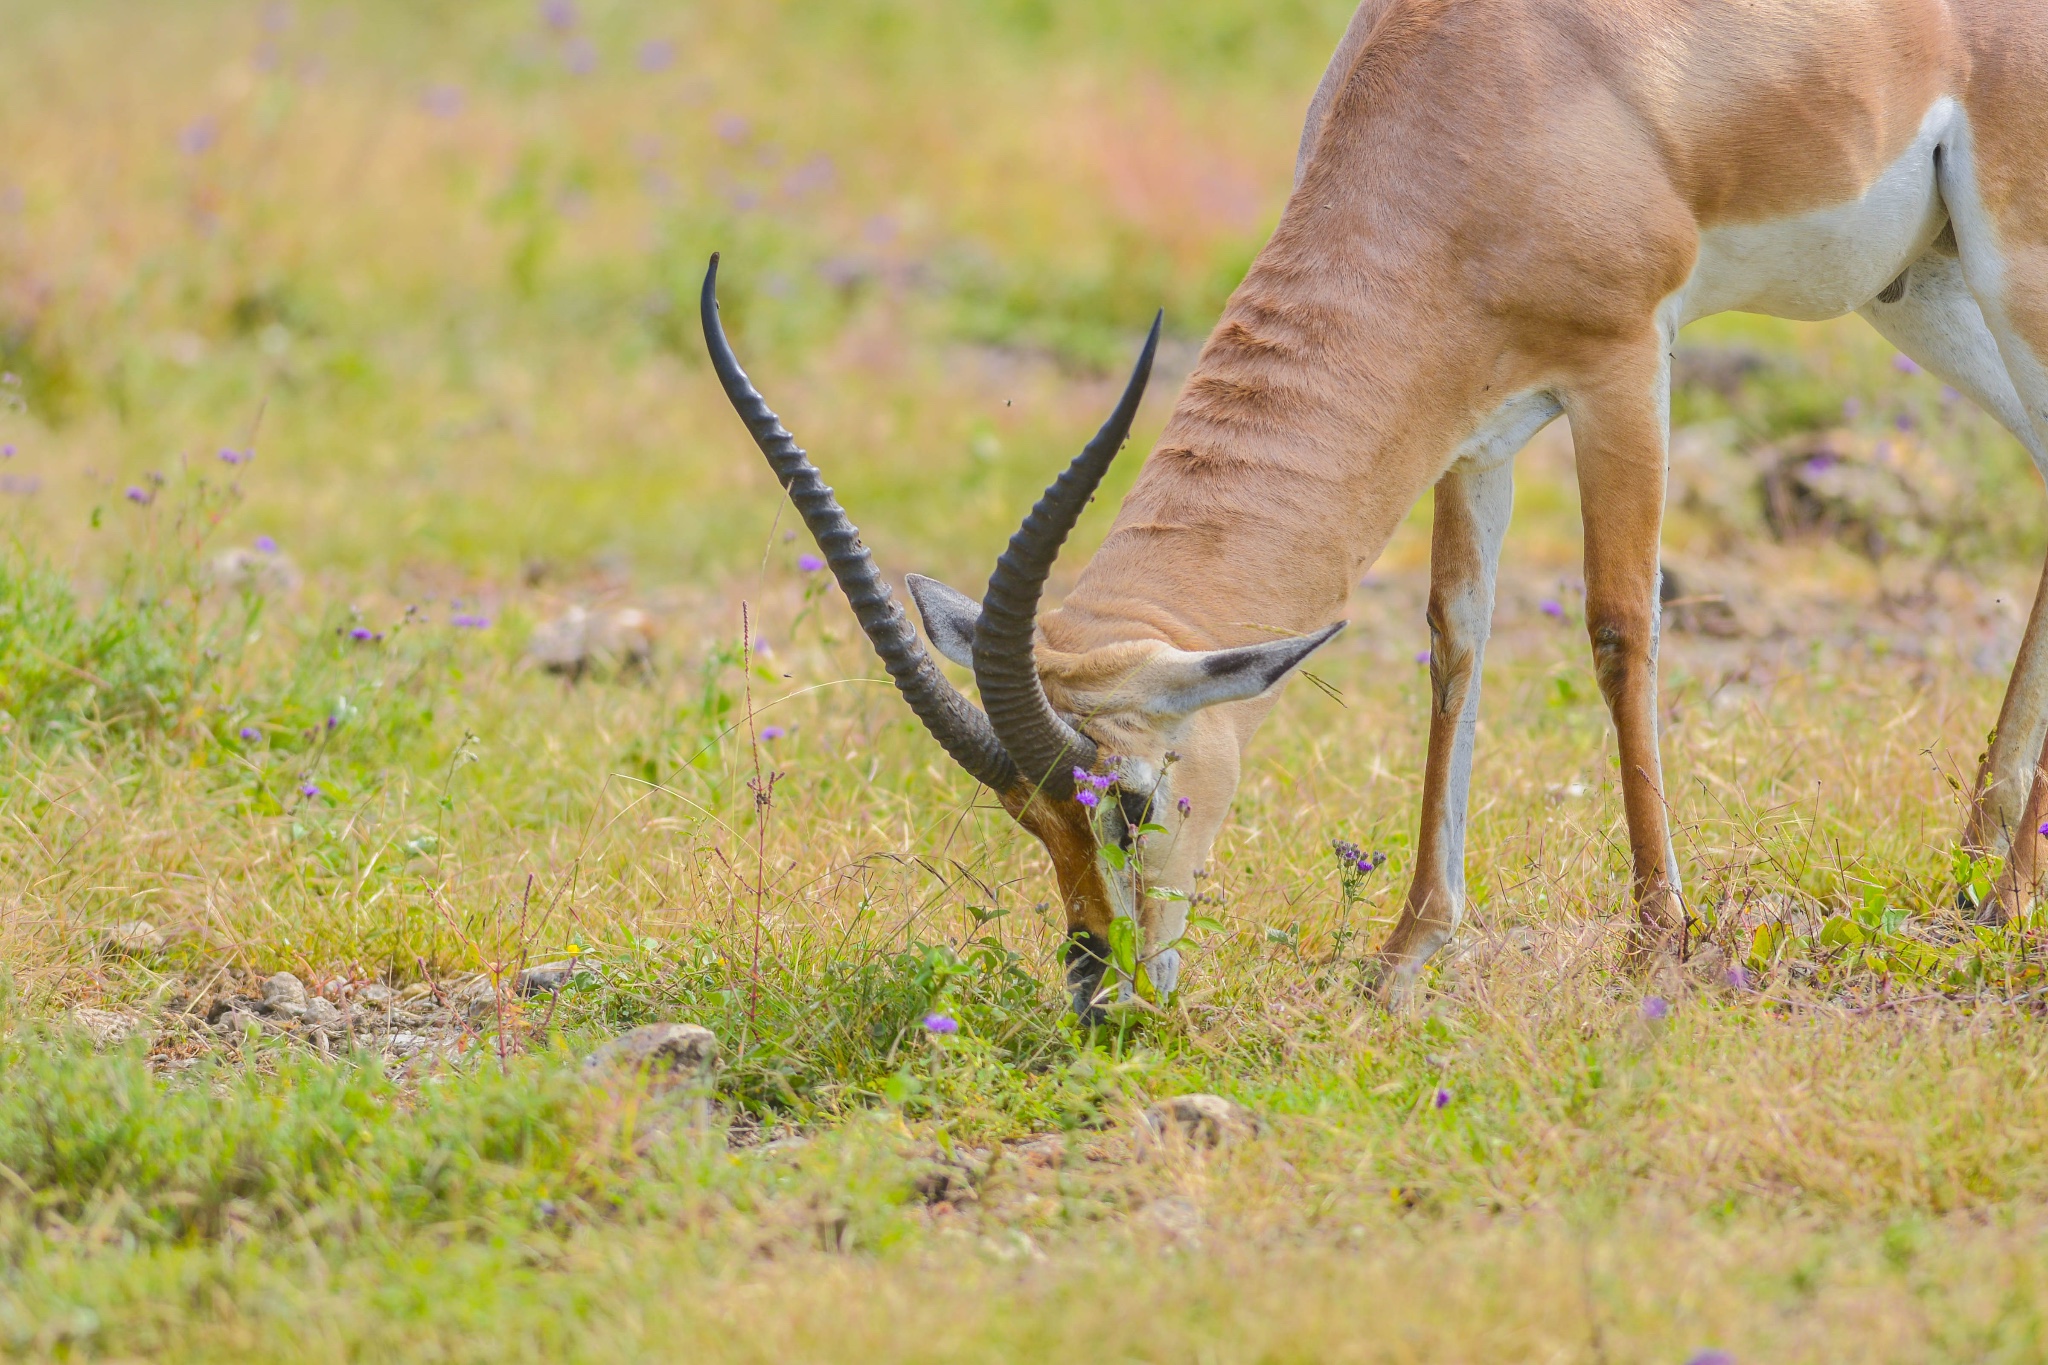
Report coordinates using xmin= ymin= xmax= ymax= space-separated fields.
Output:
xmin=1569 ymin=347 xmax=1685 ymax=960
xmin=1373 ymin=447 xmax=1518 ymax=1000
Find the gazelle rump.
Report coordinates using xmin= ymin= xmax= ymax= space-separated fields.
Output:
xmin=711 ymin=0 xmax=2048 ymax=1015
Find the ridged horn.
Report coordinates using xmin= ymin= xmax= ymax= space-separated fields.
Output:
xmin=701 ymin=254 xmax=1019 ymax=793
xmin=974 ymin=314 xmax=1161 ymax=798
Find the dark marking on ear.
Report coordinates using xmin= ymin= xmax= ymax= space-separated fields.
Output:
xmin=1876 ymin=271 xmax=1908 ymax=304
xmin=1199 ymin=622 xmax=1347 ymax=691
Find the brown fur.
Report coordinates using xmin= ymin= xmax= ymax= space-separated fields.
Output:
xmin=993 ymin=0 xmax=2048 ymax=987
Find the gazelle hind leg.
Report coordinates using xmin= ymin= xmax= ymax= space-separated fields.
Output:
xmin=1934 ymin=122 xmax=2048 ymax=912
xmin=1372 ymin=403 xmax=1546 ymax=1002
xmin=1861 ymin=250 xmax=2048 ymax=873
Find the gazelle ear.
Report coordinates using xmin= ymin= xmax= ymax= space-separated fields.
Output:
xmin=1130 ymin=623 xmax=1345 ymax=717
xmin=905 ymin=574 xmax=982 ymax=669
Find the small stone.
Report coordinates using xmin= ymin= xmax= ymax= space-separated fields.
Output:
xmin=355 ymin=983 xmax=398 ymax=1007
xmin=518 ymin=960 xmax=589 ymax=995
xmin=1143 ymin=1094 xmax=1263 ymax=1149
xmin=302 ymin=997 xmax=344 ymax=1031
xmin=386 ymin=1031 xmax=431 ymax=1056
xmin=260 ymin=972 xmax=308 ymax=1016
xmin=71 ymin=1007 xmax=145 ymax=1047
xmin=102 ymin=921 xmax=166 ymax=956
xmin=398 ymin=982 xmax=434 ymax=1003
xmin=583 ymin=1023 xmax=718 ymax=1090
xmin=215 ymin=1008 xmax=267 ymax=1037
xmin=528 ymin=605 xmax=656 ymax=678
xmin=448 ymin=977 xmax=503 ymax=1022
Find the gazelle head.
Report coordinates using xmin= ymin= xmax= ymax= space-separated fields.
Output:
xmin=703 ymin=256 xmax=1340 ymax=1020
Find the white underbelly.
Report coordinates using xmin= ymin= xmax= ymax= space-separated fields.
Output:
xmin=1677 ymin=98 xmax=1955 ymax=326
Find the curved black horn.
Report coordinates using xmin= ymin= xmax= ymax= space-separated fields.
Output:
xmin=974 ymin=314 xmax=1161 ymax=797
xmin=701 ymin=254 xmax=1019 ymax=793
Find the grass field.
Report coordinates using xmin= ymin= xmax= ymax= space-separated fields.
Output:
xmin=6 ymin=2 xmax=2048 ymax=1360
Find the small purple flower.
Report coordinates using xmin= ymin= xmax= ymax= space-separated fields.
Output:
xmin=348 ymin=627 xmax=376 ymax=642
xmin=1723 ymin=966 xmax=1751 ymax=991
xmin=1177 ymin=796 xmax=1192 ymax=816
xmin=1892 ymin=353 xmax=1921 ymax=375
xmin=1804 ymin=452 xmax=1837 ymax=475
xmin=254 ymin=535 xmax=278 ymax=554
xmin=421 ymin=84 xmax=464 ymax=118
xmin=923 ymin=1013 xmax=958 ymax=1035
xmin=300 ymin=782 xmax=321 ymax=799
xmin=759 ymin=725 xmax=785 ymax=741
xmin=1941 ymin=385 xmax=1961 ymax=404
xmin=2038 ymin=819 xmax=2048 ymax=837
xmin=638 ymin=39 xmax=674 ymax=72
xmin=1 ymin=445 xmax=13 ymax=458
xmin=716 ymin=112 xmax=751 ymax=144
xmin=1432 ymin=1088 xmax=1451 ymax=1110
xmin=562 ymin=37 xmax=597 ymax=75
xmin=797 ymin=553 xmax=824 ymax=573
xmin=1642 ymin=995 xmax=1670 ymax=1022
xmin=218 ymin=447 xmax=244 ymax=465
xmin=539 ymin=0 xmax=577 ymax=31
xmin=179 ymin=118 xmax=218 ymax=157
xmin=239 ymin=726 xmax=261 ymax=741
xmin=1685 ymin=1353 xmax=1737 ymax=1365
xmin=1087 ymin=772 xmax=1116 ymax=791
xmin=1075 ymin=789 xmax=1100 ymax=809
xmin=1540 ymin=599 xmax=1564 ymax=619
xmin=1894 ymin=410 xmax=1915 ymax=432
xmin=125 ymin=486 xmax=151 ymax=505
xmin=1415 ymin=649 xmax=1431 ymax=666
xmin=451 ymin=613 xmax=490 ymax=629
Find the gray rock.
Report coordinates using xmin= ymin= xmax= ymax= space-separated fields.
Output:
xmin=1143 ymin=1094 xmax=1263 ymax=1149
xmin=453 ymin=978 xmax=501 ymax=1023
xmin=102 ymin=921 xmax=166 ymax=956
xmin=216 ymin=1008 xmax=267 ymax=1037
xmin=355 ymin=983 xmax=398 ymax=1007
xmin=302 ymin=997 xmax=345 ymax=1031
xmin=583 ymin=1023 xmax=718 ymax=1089
xmin=260 ymin=972 xmax=308 ymax=1016
xmin=528 ymin=605 xmax=655 ymax=677
xmin=518 ymin=960 xmax=590 ymax=995
xmin=1138 ymin=1195 xmax=1206 ymax=1243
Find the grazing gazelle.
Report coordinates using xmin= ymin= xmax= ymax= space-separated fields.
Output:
xmin=707 ymin=0 xmax=2048 ymax=1018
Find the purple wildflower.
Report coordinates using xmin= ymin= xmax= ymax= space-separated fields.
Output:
xmin=451 ymin=613 xmax=490 ymax=629
xmin=300 ymin=782 xmax=321 ymax=799
xmin=1892 ymin=353 xmax=1921 ymax=375
xmin=716 ymin=112 xmax=751 ymax=144
xmin=1177 ymin=796 xmax=1192 ymax=816
xmin=1432 ymin=1088 xmax=1451 ymax=1110
xmin=638 ymin=39 xmax=675 ymax=72
xmin=759 ymin=725 xmax=785 ymax=741
xmin=254 ymin=535 xmax=278 ymax=554
xmin=125 ymin=486 xmax=151 ymax=505
xmin=1724 ymin=966 xmax=1751 ymax=991
xmin=179 ymin=118 xmax=218 ymax=156
xmin=422 ymin=84 xmax=464 ymax=118
xmin=1642 ymin=995 xmax=1670 ymax=1022
xmin=1941 ymin=385 xmax=1961 ymax=404
xmin=1415 ymin=649 xmax=1431 ymax=666
xmin=2038 ymin=819 xmax=2048 ymax=837
xmin=1895 ymin=410 xmax=1915 ymax=432
xmin=349 ymin=627 xmax=376 ymax=642
xmin=1087 ymin=771 xmax=1116 ymax=791
xmin=239 ymin=726 xmax=261 ymax=741
xmin=562 ymin=37 xmax=597 ymax=75
xmin=797 ymin=553 xmax=824 ymax=572
xmin=923 ymin=1013 xmax=958 ymax=1035
xmin=1 ymin=445 xmax=13 ymax=458
xmin=1540 ymin=599 xmax=1564 ymax=619
xmin=539 ymin=0 xmax=577 ymax=31
xmin=1075 ymin=789 xmax=1100 ymax=809
xmin=1685 ymin=1353 xmax=1737 ymax=1365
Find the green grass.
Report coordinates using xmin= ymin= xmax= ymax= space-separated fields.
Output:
xmin=4 ymin=1 xmax=2048 ymax=1360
